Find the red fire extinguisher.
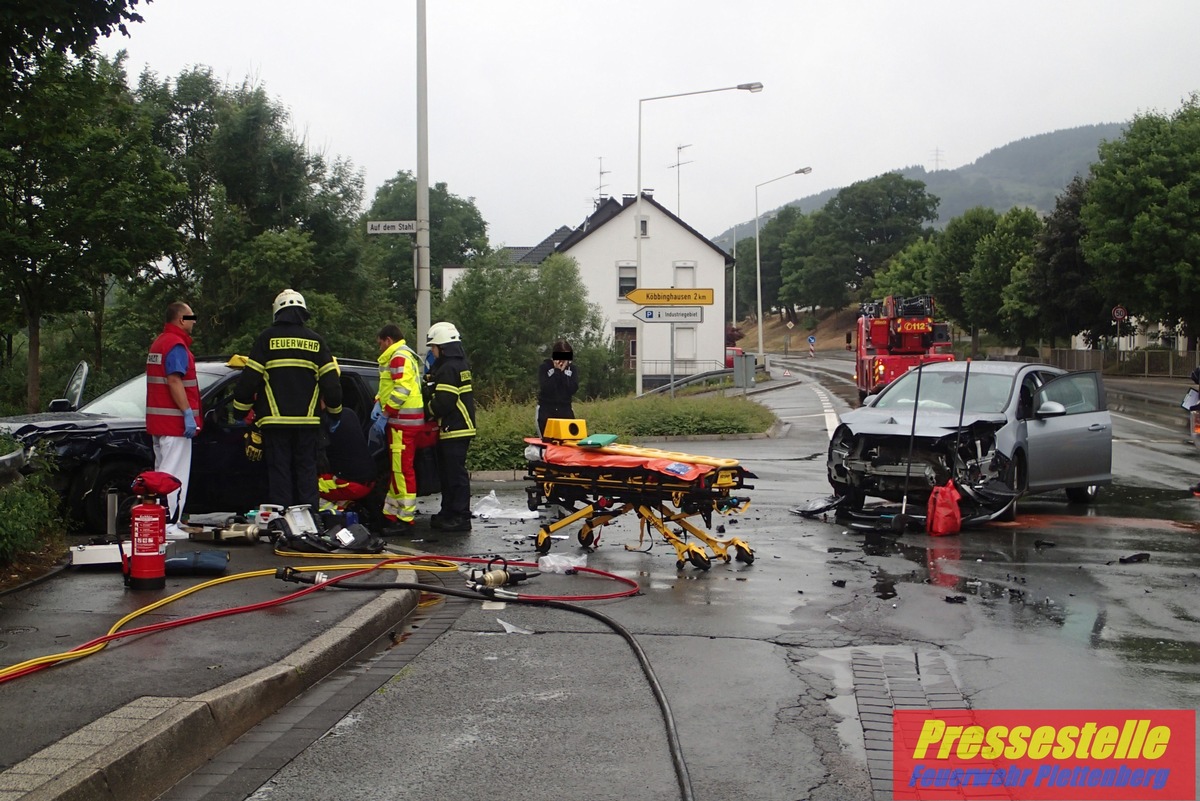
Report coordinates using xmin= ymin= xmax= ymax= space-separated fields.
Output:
xmin=121 ymin=471 xmax=180 ymax=590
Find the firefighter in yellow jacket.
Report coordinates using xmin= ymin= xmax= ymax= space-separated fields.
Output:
xmin=374 ymin=323 xmax=425 ymax=525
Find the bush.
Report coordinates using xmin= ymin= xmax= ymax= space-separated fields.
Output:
xmin=0 ymin=435 xmax=63 ymax=565
xmin=466 ymin=395 xmax=776 ymax=471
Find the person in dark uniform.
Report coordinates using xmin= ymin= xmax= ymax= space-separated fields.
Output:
xmin=233 ymin=289 xmax=342 ymax=512
xmin=536 ymin=338 xmax=579 ymax=435
xmin=424 ymin=321 xmax=475 ymax=532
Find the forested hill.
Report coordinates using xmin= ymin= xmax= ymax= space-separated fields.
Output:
xmin=715 ymin=122 xmax=1128 ymax=246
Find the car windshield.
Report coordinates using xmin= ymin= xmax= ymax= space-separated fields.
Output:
xmin=872 ymin=369 xmax=1014 ymax=414
xmin=80 ymin=370 xmax=225 ymax=418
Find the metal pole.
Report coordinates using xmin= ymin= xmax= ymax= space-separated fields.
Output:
xmin=754 ymin=167 xmax=812 ymax=364
xmin=415 ymin=0 xmax=431 ymax=347
xmin=669 ymin=322 xmax=676 ymax=398
xmin=634 ymin=83 xmax=762 ymax=397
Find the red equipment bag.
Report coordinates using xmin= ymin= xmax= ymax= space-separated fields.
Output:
xmin=926 ymin=481 xmax=962 ymax=536
xmin=131 ymin=471 xmax=183 ymax=497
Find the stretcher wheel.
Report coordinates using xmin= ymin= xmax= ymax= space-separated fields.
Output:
xmin=734 ymin=544 xmax=755 ymax=564
xmin=535 ymin=528 xmax=553 ymax=554
xmin=689 ymin=552 xmax=711 ymax=571
xmin=675 ymin=559 xmax=686 ymax=570
xmin=578 ymin=526 xmax=595 ymax=548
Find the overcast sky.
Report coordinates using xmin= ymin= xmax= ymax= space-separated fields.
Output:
xmin=99 ymin=0 xmax=1199 ymax=247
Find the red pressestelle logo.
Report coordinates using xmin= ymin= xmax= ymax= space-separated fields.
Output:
xmin=892 ymin=709 xmax=1196 ymax=800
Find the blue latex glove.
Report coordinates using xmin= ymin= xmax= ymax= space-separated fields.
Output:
xmin=371 ymin=413 xmax=386 ymax=438
xmin=370 ymin=401 xmax=383 ymax=422
xmin=182 ymin=408 xmax=197 ymax=439
xmin=328 ymin=416 xmax=341 ymax=434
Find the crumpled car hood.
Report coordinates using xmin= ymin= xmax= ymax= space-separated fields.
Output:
xmin=838 ymin=408 xmax=1007 ymax=438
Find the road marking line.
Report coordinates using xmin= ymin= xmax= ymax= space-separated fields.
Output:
xmin=809 ymin=386 xmax=839 ymax=438
xmin=1110 ymin=411 xmax=1180 ymax=433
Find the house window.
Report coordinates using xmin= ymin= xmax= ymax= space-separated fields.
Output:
xmin=673 ymin=261 xmax=696 ymax=289
xmin=618 ymin=261 xmax=637 ymax=299
xmin=614 ymin=327 xmax=636 ymax=369
xmin=637 ymin=216 xmax=649 ymax=238
xmin=674 ymin=326 xmax=697 ymax=359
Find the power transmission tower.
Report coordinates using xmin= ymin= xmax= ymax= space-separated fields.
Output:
xmin=930 ymin=146 xmax=944 ymax=171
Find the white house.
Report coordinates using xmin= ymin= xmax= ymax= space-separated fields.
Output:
xmin=554 ymin=193 xmax=732 ymax=388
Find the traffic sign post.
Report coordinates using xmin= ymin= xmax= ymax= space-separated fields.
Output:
xmin=807 ymin=334 xmax=816 ymax=359
xmin=632 ymin=306 xmax=703 ymax=323
xmin=367 ymin=220 xmax=417 ymax=235
xmin=1112 ymin=305 xmax=1127 ymax=353
xmin=625 ymin=288 xmax=713 ymax=306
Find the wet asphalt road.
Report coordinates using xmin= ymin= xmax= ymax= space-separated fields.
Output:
xmin=160 ymin=363 xmax=1200 ymax=801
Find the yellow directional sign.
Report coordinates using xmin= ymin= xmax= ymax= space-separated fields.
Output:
xmin=625 ymin=287 xmax=713 ymax=306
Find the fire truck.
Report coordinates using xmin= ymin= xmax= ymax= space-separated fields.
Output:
xmin=852 ymin=295 xmax=954 ymax=401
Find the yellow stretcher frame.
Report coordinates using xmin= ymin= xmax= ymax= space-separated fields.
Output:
xmin=524 ymin=436 xmax=756 ymax=570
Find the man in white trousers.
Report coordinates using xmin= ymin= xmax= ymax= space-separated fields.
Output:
xmin=145 ymin=301 xmax=201 ymax=538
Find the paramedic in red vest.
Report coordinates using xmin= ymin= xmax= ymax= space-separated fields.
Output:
xmin=145 ymin=301 xmax=201 ymax=539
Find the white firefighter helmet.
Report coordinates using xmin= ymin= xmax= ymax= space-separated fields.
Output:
xmin=426 ymin=321 xmax=461 ymax=346
xmin=272 ymin=289 xmax=307 ymax=316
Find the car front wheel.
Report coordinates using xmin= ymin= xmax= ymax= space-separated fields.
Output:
xmin=83 ymin=460 xmax=149 ymax=534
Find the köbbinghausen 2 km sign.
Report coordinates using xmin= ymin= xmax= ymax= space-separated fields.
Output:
xmin=625 ymin=287 xmax=713 ymax=306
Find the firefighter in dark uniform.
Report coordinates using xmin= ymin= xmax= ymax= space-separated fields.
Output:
xmin=424 ymin=321 xmax=475 ymax=532
xmin=233 ymin=289 xmax=343 ymax=511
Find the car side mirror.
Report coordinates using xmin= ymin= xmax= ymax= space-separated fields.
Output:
xmin=1035 ymin=400 xmax=1067 ymax=418
xmin=47 ymin=398 xmax=75 ymax=413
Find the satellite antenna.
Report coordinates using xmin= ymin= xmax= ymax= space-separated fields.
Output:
xmin=666 ymin=144 xmax=694 ymax=216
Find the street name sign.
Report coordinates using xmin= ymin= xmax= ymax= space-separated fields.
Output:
xmin=632 ymin=306 xmax=703 ymax=323
xmin=367 ymin=220 xmax=417 ymax=234
xmin=625 ymin=287 xmax=713 ymax=306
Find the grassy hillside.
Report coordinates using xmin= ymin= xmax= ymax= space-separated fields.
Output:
xmin=735 ymin=307 xmax=859 ymax=355
xmin=713 ymin=122 xmax=1127 ymax=248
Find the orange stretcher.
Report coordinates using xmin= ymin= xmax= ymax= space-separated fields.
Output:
xmin=523 ymin=420 xmax=756 ymax=570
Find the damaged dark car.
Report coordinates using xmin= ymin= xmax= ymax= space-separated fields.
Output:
xmin=826 ymin=361 xmax=1112 ymax=522
xmin=0 ymin=358 xmax=386 ymax=533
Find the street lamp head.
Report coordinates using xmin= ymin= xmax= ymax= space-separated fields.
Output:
xmin=737 ymin=82 xmax=764 ymax=93
xmin=796 ymin=167 xmax=813 ymax=175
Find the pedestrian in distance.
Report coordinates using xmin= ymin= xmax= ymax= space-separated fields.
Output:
xmin=232 ymin=289 xmax=343 ymax=512
xmin=424 ymin=321 xmax=476 ymax=532
xmin=145 ymin=301 xmax=201 ymax=539
xmin=374 ymin=323 xmax=425 ymax=526
xmin=536 ymin=338 xmax=579 ymax=436
xmin=1190 ymin=366 xmax=1200 ymax=496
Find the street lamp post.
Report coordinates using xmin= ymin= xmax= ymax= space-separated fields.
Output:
xmin=635 ymin=82 xmax=763 ymax=395
xmin=754 ymin=167 xmax=812 ymax=363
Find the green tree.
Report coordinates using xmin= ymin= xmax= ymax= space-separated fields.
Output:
xmin=440 ymin=253 xmax=624 ymax=405
xmin=1 ymin=1 xmax=149 ymax=89
xmin=1082 ymin=94 xmax=1200 ymax=347
xmin=0 ymin=50 xmax=179 ymax=410
xmin=811 ymin=173 xmax=939 ymax=291
xmin=962 ymin=207 xmax=1042 ymax=344
xmin=869 ymin=236 xmax=938 ymax=299
xmin=1029 ymin=176 xmax=1106 ymax=347
xmin=362 ymin=171 xmax=490 ymax=322
xmin=115 ymin=70 xmax=378 ymax=367
xmin=930 ymin=206 xmax=999 ymax=353
xmin=752 ymin=205 xmax=802 ymax=321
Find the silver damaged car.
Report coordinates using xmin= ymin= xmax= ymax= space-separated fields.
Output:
xmin=826 ymin=361 xmax=1113 ymax=520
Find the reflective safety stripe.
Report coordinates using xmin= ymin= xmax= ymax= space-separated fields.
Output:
xmin=146 ymin=406 xmax=187 ymax=417
xmin=146 ymin=376 xmax=198 ymax=387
